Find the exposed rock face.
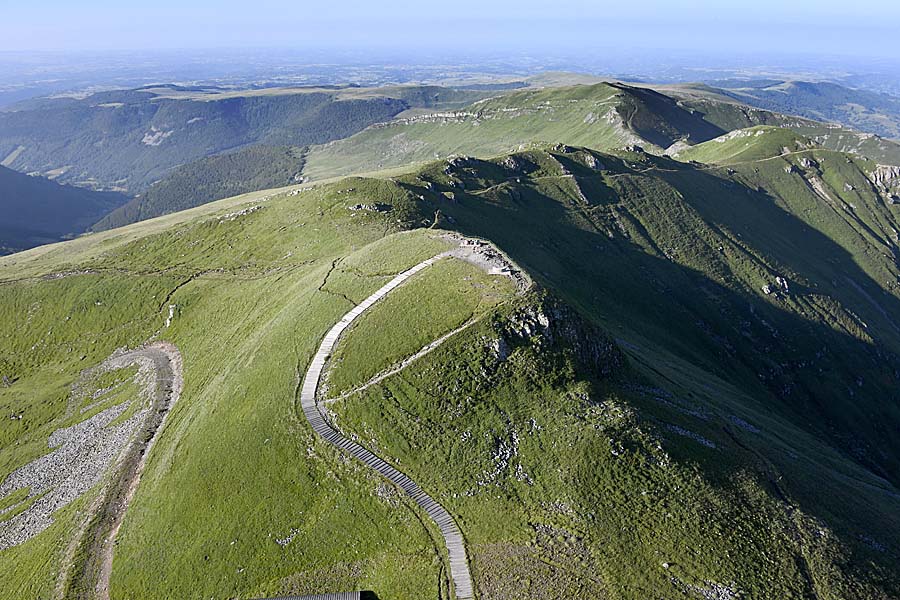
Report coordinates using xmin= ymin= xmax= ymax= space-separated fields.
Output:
xmin=348 ymin=202 xmax=391 ymax=213
xmin=799 ymin=157 xmax=819 ymax=170
xmin=869 ymin=164 xmax=900 ymax=200
xmin=447 ymin=156 xmax=474 ymax=170
xmin=218 ymin=205 xmax=262 ymax=222
xmin=500 ymin=155 xmax=521 ymax=171
xmin=664 ymin=140 xmax=691 ymax=157
xmin=444 ymin=234 xmax=531 ymax=292
xmin=0 ymin=343 xmax=182 ymax=551
xmin=582 ymin=153 xmax=604 ymax=170
xmin=870 ymin=164 xmax=900 ymax=188
xmin=496 ymin=294 xmax=624 ymax=378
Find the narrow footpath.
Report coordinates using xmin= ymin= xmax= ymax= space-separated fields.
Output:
xmin=299 ymin=254 xmax=475 ymax=600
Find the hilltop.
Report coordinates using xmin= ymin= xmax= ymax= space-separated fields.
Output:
xmin=300 ymin=82 xmax=730 ymax=180
xmin=1 ymin=131 xmax=899 ymax=599
xmin=301 ymin=82 xmax=900 ymax=182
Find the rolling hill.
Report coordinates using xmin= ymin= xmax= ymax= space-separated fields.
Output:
xmin=0 ymin=165 xmax=127 ymax=254
xmin=1 ymin=123 xmax=899 ymax=600
xmin=300 ymin=82 xmax=732 ymax=180
xmin=91 ymin=145 xmax=306 ymax=231
xmin=5 ymin=79 xmax=900 ymax=244
xmin=0 ymin=84 xmax=488 ymax=192
xmin=302 ymin=82 xmax=900 ymax=182
xmin=714 ymin=79 xmax=900 ymax=140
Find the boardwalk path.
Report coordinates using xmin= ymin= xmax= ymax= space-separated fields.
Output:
xmin=300 ymin=254 xmax=475 ymax=600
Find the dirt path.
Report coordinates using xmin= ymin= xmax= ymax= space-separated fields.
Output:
xmin=323 ymin=314 xmax=484 ymax=405
xmin=301 ymin=254 xmax=477 ymax=600
xmin=64 ymin=342 xmax=183 ymax=600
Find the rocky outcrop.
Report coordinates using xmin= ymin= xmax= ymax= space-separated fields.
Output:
xmin=443 ymin=234 xmax=531 ymax=292
xmin=870 ymin=164 xmax=900 ymax=188
xmin=582 ymin=153 xmax=605 ymax=170
xmin=869 ymin=164 xmax=900 ymax=201
xmin=500 ymin=156 xmax=521 ymax=171
xmin=664 ymin=140 xmax=692 ymax=157
xmin=348 ymin=202 xmax=391 ymax=213
xmin=494 ymin=294 xmax=625 ymax=378
xmin=0 ymin=343 xmax=182 ymax=552
xmin=799 ymin=157 xmax=819 ymax=170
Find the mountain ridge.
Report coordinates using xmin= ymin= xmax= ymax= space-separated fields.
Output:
xmin=1 ymin=76 xmax=900 ymax=600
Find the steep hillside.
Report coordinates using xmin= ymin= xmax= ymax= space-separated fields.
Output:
xmin=394 ymin=147 xmax=900 ymax=486
xmin=92 ymin=145 xmax=306 ymax=231
xmin=301 ymin=83 xmax=733 ymax=181
xmin=717 ymin=80 xmax=900 ymax=140
xmin=0 ymin=165 xmax=127 ymax=254
xmin=1 ymin=138 xmax=898 ymax=599
xmin=0 ymin=84 xmax=487 ymax=192
xmin=667 ymin=84 xmax=900 ymax=166
xmin=303 ymin=82 xmax=900 ymax=183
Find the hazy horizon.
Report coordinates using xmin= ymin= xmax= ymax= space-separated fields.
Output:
xmin=3 ymin=0 xmax=899 ymax=60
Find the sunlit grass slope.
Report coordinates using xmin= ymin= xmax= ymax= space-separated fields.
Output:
xmin=2 ymin=132 xmax=900 ymax=599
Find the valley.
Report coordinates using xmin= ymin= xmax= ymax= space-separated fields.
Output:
xmin=2 ymin=125 xmax=899 ymax=596
xmin=1 ymin=55 xmax=900 ymax=599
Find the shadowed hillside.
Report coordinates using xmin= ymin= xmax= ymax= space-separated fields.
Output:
xmin=0 ymin=165 xmax=127 ymax=253
xmin=92 ymin=146 xmax=307 ymax=231
xmin=1 ymin=136 xmax=898 ymax=598
xmin=0 ymin=84 xmax=487 ymax=192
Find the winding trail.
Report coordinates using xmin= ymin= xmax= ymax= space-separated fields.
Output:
xmin=67 ymin=342 xmax=183 ymax=600
xmin=300 ymin=254 xmax=475 ymax=600
xmin=323 ymin=314 xmax=484 ymax=406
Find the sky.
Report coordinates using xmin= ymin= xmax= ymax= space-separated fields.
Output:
xmin=1 ymin=0 xmax=898 ymax=59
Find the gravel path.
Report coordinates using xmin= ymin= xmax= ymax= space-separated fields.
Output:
xmin=89 ymin=342 xmax=182 ymax=600
xmin=0 ymin=342 xmax=182 ymax=598
xmin=0 ymin=344 xmax=180 ymax=553
xmin=301 ymin=255 xmax=476 ymax=600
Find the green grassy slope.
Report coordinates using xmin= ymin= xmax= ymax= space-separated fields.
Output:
xmin=302 ymin=83 xmax=732 ymax=181
xmin=354 ymin=147 xmax=900 ymax=596
xmin=392 ymin=148 xmax=900 ymax=483
xmin=304 ymin=82 xmax=900 ymax=184
xmin=674 ymin=125 xmax=816 ymax=164
xmin=0 ymin=185 xmax=472 ymax=598
xmin=1 ymin=138 xmax=899 ymax=598
xmin=0 ymin=165 xmax=128 ymax=254
xmin=667 ymin=85 xmax=900 ymax=166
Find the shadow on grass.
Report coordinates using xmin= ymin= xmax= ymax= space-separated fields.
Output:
xmin=395 ymin=152 xmax=900 ymax=549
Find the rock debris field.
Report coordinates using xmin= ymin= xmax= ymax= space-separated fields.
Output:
xmin=0 ymin=342 xmax=182 ymax=551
